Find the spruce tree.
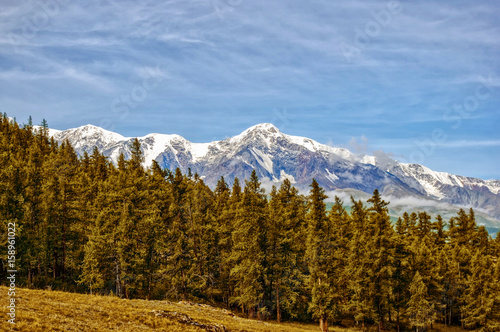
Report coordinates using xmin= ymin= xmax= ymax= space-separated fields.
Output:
xmin=406 ymin=271 xmax=436 ymax=332
xmin=462 ymin=252 xmax=498 ymax=330
xmin=305 ymin=179 xmax=335 ymax=332
xmin=346 ymin=198 xmax=373 ymax=327
xmin=213 ymin=176 xmax=233 ymax=306
xmin=327 ymin=196 xmax=352 ymax=320
xmin=166 ymin=168 xmax=195 ymax=300
xmin=408 ymin=235 xmax=441 ymax=324
xmin=392 ymin=216 xmax=411 ymax=332
xmin=366 ymin=189 xmax=395 ymax=331
xmin=268 ymin=179 xmax=307 ymax=322
xmin=230 ymin=170 xmax=268 ymax=319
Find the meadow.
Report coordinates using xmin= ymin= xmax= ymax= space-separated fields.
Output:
xmin=0 ymin=286 xmax=467 ymax=332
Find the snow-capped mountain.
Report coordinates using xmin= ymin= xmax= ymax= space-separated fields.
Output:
xmin=50 ymin=123 xmax=500 ymax=224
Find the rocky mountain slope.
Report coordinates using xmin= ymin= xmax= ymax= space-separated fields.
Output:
xmin=49 ymin=123 xmax=500 ymax=224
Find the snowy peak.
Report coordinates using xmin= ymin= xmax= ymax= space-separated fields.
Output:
xmin=486 ymin=180 xmax=500 ymax=195
xmin=230 ymin=123 xmax=282 ymax=145
xmin=47 ymin=122 xmax=500 ymax=223
xmin=241 ymin=123 xmax=280 ymax=135
xmin=54 ymin=124 xmax=126 ymax=149
xmin=395 ymin=163 xmax=462 ymax=199
xmin=232 ymin=123 xmax=354 ymax=160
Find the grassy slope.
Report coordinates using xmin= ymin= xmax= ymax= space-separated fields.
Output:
xmin=0 ymin=286 xmax=337 ymax=332
xmin=0 ymin=286 xmax=464 ymax=332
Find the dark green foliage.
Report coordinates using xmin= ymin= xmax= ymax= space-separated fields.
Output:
xmin=268 ymin=179 xmax=307 ymax=322
xmin=230 ymin=170 xmax=269 ymax=318
xmin=0 ymin=114 xmax=499 ymax=330
xmin=407 ymin=271 xmax=436 ymax=331
xmin=305 ymin=179 xmax=335 ymax=331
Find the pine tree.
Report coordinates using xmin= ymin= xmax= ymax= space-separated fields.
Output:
xmin=366 ymin=189 xmax=395 ymax=331
xmin=484 ymin=261 xmax=500 ymax=331
xmin=433 ymin=215 xmax=447 ymax=247
xmin=186 ymin=174 xmax=217 ymax=299
xmin=449 ymin=208 xmax=477 ymax=248
xmin=406 ymin=271 xmax=436 ymax=332
xmin=392 ymin=217 xmax=412 ymax=332
xmin=346 ymin=198 xmax=374 ymax=327
xmin=142 ymin=160 xmax=171 ymax=299
xmin=416 ymin=212 xmax=432 ymax=239
xmin=79 ymin=219 xmax=107 ymax=294
xmin=305 ymin=179 xmax=335 ymax=332
xmin=462 ymin=251 xmax=498 ymax=330
xmin=213 ymin=176 xmax=234 ymax=306
xmin=268 ymin=179 xmax=307 ymax=322
xmin=408 ymin=235 xmax=441 ymax=324
xmin=452 ymin=243 xmax=473 ymax=327
xmin=230 ymin=170 xmax=269 ymax=319
xmin=327 ymin=196 xmax=352 ymax=320
xmin=166 ymin=168 xmax=194 ymax=300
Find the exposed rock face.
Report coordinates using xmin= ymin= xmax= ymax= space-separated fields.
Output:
xmin=51 ymin=123 xmax=500 ymax=223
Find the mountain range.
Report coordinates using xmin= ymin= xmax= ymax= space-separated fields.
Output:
xmin=46 ymin=123 xmax=500 ymax=231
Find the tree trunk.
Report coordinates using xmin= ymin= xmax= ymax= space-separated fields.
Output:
xmin=182 ymin=269 xmax=186 ymax=300
xmin=378 ymin=304 xmax=385 ymax=331
xmin=62 ymin=192 xmax=67 ymax=280
xmin=115 ymin=258 xmax=122 ymax=297
xmin=320 ymin=315 xmax=328 ymax=332
xmin=276 ymin=285 xmax=281 ymax=323
xmin=62 ymin=217 xmax=66 ymax=279
xmin=448 ymin=304 xmax=451 ymax=325
xmin=396 ymin=309 xmax=400 ymax=332
xmin=53 ymin=251 xmax=58 ymax=279
xmin=124 ymin=281 xmax=129 ymax=299
xmin=147 ymin=272 xmax=152 ymax=300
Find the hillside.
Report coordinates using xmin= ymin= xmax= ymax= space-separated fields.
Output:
xmin=0 ymin=287 xmax=466 ymax=332
xmin=0 ymin=286 xmax=336 ymax=332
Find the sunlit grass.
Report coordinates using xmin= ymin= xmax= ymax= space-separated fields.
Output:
xmin=0 ymin=286 xmax=202 ymax=331
xmin=0 ymin=286 xmax=466 ymax=331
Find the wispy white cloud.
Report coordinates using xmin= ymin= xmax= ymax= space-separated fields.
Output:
xmin=0 ymin=0 xmax=498 ymax=178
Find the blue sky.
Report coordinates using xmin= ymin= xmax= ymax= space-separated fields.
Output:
xmin=1 ymin=0 xmax=499 ymax=179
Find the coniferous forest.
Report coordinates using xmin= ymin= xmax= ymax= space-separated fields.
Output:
xmin=1 ymin=114 xmax=500 ymax=332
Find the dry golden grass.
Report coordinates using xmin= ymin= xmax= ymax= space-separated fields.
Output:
xmin=0 ymin=286 xmax=339 ymax=332
xmin=0 ymin=286 xmax=203 ymax=332
xmin=0 ymin=286 xmax=466 ymax=332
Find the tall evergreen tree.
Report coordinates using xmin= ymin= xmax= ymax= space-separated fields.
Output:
xmin=213 ymin=176 xmax=234 ymax=306
xmin=462 ymin=252 xmax=499 ymax=330
xmin=305 ymin=179 xmax=335 ymax=332
xmin=268 ymin=179 xmax=307 ymax=322
xmin=346 ymin=198 xmax=374 ymax=327
xmin=366 ymin=189 xmax=395 ymax=331
xmin=230 ymin=170 xmax=268 ymax=318
xmin=166 ymin=168 xmax=195 ymax=300
xmin=392 ymin=217 xmax=412 ymax=332
xmin=406 ymin=271 xmax=436 ymax=332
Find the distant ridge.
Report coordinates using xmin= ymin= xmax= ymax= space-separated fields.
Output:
xmin=48 ymin=122 xmax=500 ymax=226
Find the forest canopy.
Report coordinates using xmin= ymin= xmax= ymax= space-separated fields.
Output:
xmin=1 ymin=114 xmax=499 ymax=331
